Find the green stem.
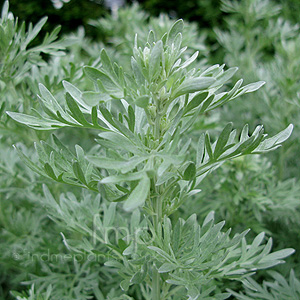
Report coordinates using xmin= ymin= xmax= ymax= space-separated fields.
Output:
xmin=151 ymin=189 xmax=162 ymax=299
xmin=152 ymin=263 xmax=160 ymax=300
xmin=155 ymin=113 xmax=161 ymax=142
xmin=151 ymin=101 xmax=162 ymax=300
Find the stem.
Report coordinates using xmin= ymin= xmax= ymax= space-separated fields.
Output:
xmin=154 ymin=95 xmax=161 ymax=143
xmin=152 ymin=263 xmax=160 ymax=300
xmin=155 ymin=194 xmax=162 ymax=226
xmin=151 ymin=99 xmax=162 ymax=300
xmin=155 ymin=113 xmax=161 ymax=142
xmin=151 ymin=188 xmax=162 ymax=300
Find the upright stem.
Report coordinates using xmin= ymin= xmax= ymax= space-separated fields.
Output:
xmin=151 ymin=100 xmax=162 ymax=300
xmin=154 ymin=96 xmax=161 ymax=143
xmin=155 ymin=113 xmax=161 ymax=143
xmin=151 ymin=175 xmax=162 ymax=299
xmin=152 ymin=194 xmax=162 ymax=300
xmin=152 ymin=262 xmax=160 ymax=300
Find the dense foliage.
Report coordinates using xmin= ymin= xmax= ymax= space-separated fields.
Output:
xmin=1 ymin=0 xmax=300 ymax=299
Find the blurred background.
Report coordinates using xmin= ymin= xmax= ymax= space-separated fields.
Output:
xmin=1 ymin=0 xmax=299 ymax=40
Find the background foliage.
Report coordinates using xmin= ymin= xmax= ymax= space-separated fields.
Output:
xmin=1 ymin=0 xmax=300 ymax=299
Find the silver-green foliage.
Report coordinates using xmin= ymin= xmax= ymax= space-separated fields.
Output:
xmin=89 ymin=4 xmax=208 ymax=70
xmin=0 ymin=1 xmax=63 ymax=84
xmin=188 ymin=155 xmax=300 ymax=233
xmin=216 ymin=0 xmax=300 ymax=179
xmin=229 ymin=270 xmax=300 ymax=300
xmin=7 ymin=20 xmax=293 ymax=213
xmin=3 ymin=4 xmax=296 ymax=299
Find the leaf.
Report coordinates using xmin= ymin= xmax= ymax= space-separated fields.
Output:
xmin=214 ymin=123 xmax=233 ymax=158
xmin=84 ymin=66 xmax=118 ymax=92
xmin=255 ymin=124 xmax=293 ymax=152
xmin=178 ymin=51 xmax=199 ymax=70
xmin=120 ymin=279 xmax=130 ymax=291
xmin=199 ymin=94 xmax=214 ymax=113
xmin=82 ymin=91 xmax=106 ymax=106
xmin=184 ymin=92 xmax=209 ymax=115
xmin=63 ymin=81 xmax=89 ymax=110
xmin=103 ymin=203 xmax=117 ymax=227
xmin=72 ymin=161 xmax=87 ymax=185
xmin=130 ymin=270 xmax=146 ymax=284
xmin=99 ymin=105 xmax=116 ymax=128
xmin=1 ymin=1 xmax=9 ymax=20
xmin=38 ymin=84 xmax=70 ymax=121
xmin=101 ymin=171 xmax=145 ymax=184
xmin=0 ymin=102 xmax=6 ymax=117
xmin=148 ymin=246 xmax=174 ymax=262
xmin=14 ymin=146 xmax=44 ymax=176
xmin=98 ymin=131 xmax=140 ymax=154
xmin=43 ymin=184 xmax=60 ymax=210
xmin=259 ymin=248 xmax=295 ymax=266
xmin=205 ymin=133 xmax=213 ymax=160
xmin=44 ymin=163 xmax=57 ymax=180
xmin=211 ymin=67 xmax=238 ymax=87
xmin=65 ymin=93 xmax=90 ymax=126
xmin=149 ymin=40 xmax=163 ymax=79
xmin=158 ymin=263 xmax=178 ymax=273
xmin=234 ymin=81 xmax=265 ymax=98
xmin=127 ymin=105 xmax=135 ymax=132
xmin=91 ymin=106 xmax=99 ymax=127
xmin=87 ymin=156 xmax=146 ymax=172
xmin=247 ymin=232 xmax=265 ymax=256
xmin=173 ymin=77 xmax=215 ymax=98
xmin=123 ymin=176 xmax=150 ymax=211
xmin=208 ymin=79 xmax=243 ymax=110
xmin=271 ymin=124 xmax=294 ymax=144
xmin=6 ymin=112 xmax=63 ymax=130
xmin=25 ymin=17 xmax=48 ymax=47
xmin=100 ymin=48 xmax=116 ymax=79
xmin=183 ymin=162 xmax=196 ymax=180
xmin=104 ymin=260 xmax=124 ymax=268
xmin=203 ymin=211 xmax=215 ymax=227
xmin=167 ymin=19 xmax=184 ymax=46
xmin=147 ymin=30 xmax=155 ymax=44
xmin=131 ymin=57 xmax=144 ymax=85
xmin=52 ymin=134 xmax=75 ymax=161
xmin=135 ymin=95 xmax=150 ymax=108
xmin=196 ymin=133 xmax=205 ymax=166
